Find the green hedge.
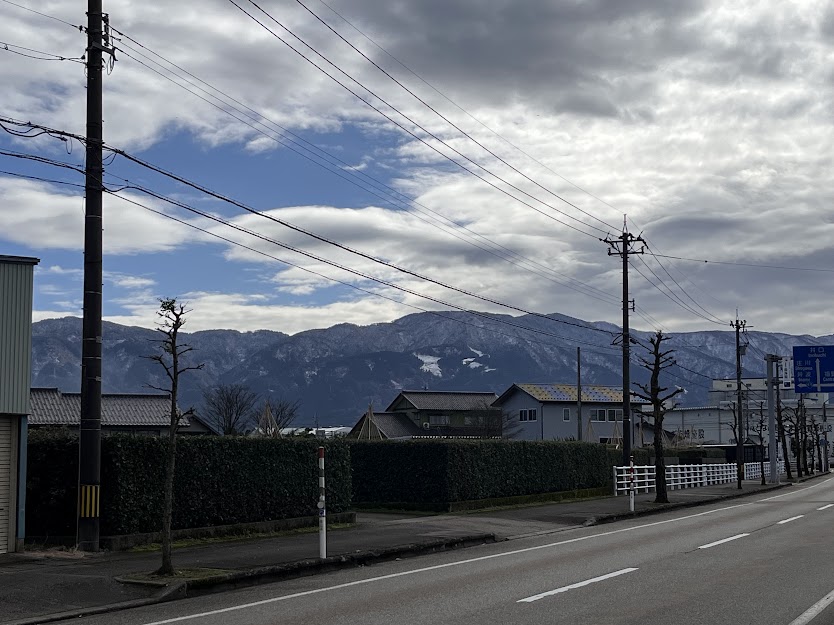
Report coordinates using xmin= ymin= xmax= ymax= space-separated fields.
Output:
xmin=351 ymin=440 xmax=614 ymax=505
xmin=27 ymin=432 xmax=351 ymax=537
xmin=676 ymin=448 xmax=728 ymax=463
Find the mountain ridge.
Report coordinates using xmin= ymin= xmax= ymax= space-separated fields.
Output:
xmin=30 ymin=312 xmax=823 ymax=426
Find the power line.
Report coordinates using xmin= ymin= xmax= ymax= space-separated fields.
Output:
xmin=0 ymin=0 xmax=81 ymax=29
xmin=290 ymin=0 xmax=618 ymax=233
xmin=652 ymin=252 xmax=834 ymax=274
xmin=0 ymin=124 xmax=616 ymax=338
xmin=103 ymin=144 xmax=616 ymax=335
xmin=226 ymin=0 xmax=605 ymax=239
xmin=630 ymin=256 xmax=725 ymax=326
xmin=110 ymin=38 xmax=623 ymax=309
xmin=0 ymin=40 xmax=84 ymax=62
xmin=0 ymin=158 xmax=623 ymax=352
xmin=309 ymin=0 xmax=627 ymax=224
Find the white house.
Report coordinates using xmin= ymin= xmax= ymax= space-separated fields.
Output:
xmin=493 ymin=383 xmax=649 ymax=443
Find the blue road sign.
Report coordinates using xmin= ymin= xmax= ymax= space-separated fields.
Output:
xmin=793 ymin=345 xmax=834 ymax=393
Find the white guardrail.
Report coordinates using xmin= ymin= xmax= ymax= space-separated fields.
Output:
xmin=613 ymin=461 xmax=784 ymax=495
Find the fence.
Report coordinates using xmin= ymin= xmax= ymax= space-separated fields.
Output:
xmin=743 ymin=460 xmax=785 ymax=480
xmin=613 ymin=463 xmax=737 ymax=495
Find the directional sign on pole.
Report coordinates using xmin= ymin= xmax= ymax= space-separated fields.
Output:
xmin=793 ymin=346 xmax=834 ymax=393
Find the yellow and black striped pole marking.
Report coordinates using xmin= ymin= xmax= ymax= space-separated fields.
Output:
xmin=78 ymin=484 xmax=100 ymax=518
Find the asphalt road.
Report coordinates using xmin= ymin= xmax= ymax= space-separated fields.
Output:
xmin=70 ymin=477 xmax=834 ymax=625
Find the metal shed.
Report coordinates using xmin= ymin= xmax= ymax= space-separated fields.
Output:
xmin=0 ymin=255 xmax=39 ymax=553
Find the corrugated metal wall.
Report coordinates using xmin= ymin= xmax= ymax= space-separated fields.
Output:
xmin=0 ymin=260 xmax=36 ymax=416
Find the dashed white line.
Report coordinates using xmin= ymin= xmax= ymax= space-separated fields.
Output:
xmin=698 ymin=534 xmax=749 ymax=549
xmin=788 ymin=586 xmax=834 ymax=625
xmin=778 ymin=515 xmax=805 ymax=525
xmin=817 ymin=504 xmax=834 ymax=511
xmin=517 ymin=568 xmax=639 ymax=603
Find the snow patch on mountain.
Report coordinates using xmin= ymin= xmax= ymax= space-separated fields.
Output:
xmin=415 ymin=354 xmax=442 ymax=377
xmin=469 ymin=346 xmax=485 ymax=357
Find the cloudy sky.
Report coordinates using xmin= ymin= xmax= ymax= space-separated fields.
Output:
xmin=1 ymin=0 xmax=833 ymax=340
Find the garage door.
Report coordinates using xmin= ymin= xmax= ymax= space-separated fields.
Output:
xmin=0 ymin=418 xmax=11 ymax=554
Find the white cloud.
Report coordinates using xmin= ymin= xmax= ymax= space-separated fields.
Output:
xmin=7 ymin=0 xmax=834 ymax=337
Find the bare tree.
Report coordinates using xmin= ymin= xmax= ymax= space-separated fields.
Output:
xmin=775 ymin=382 xmax=792 ymax=479
xmin=255 ymin=397 xmax=300 ymax=437
xmin=145 ymin=298 xmax=203 ymax=576
xmin=202 ymin=384 xmax=260 ymax=435
xmin=633 ymin=331 xmax=684 ymax=504
xmin=752 ymin=404 xmax=766 ymax=486
xmin=783 ymin=405 xmax=802 ymax=477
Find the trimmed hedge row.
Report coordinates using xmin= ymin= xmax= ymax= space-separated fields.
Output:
xmin=26 ymin=431 xmax=351 ymax=537
xmin=351 ymin=440 xmax=616 ymax=505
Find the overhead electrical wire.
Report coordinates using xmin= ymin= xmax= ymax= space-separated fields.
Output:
xmin=107 ymin=145 xmax=616 ymax=335
xmin=110 ymin=39 xmax=623 ymax=309
xmin=0 ymin=40 xmax=84 ymax=62
xmin=0 ymin=124 xmax=615 ymax=338
xmin=310 ymin=0 xmax=627 ymax=225
xmin=651 ymin=253 xmax=834 ymax=274
xmin=0 ymin=156 xmax=623 ymax=352
xmin=289 ymin=0 xmax=618 ymax=233
xmin=225 ymin=0 xmax=605 ymax=239
xmin=630 ymin=256 xmax=725 ymax=326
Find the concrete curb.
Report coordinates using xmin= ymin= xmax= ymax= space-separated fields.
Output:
xmin=2 ymin=582 xmax=186 ymax=625
xmin=2 ymin=534 xmax=495 ymax=625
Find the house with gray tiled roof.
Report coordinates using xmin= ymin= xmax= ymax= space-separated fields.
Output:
xmin=349 ymin=390 xmax=503 ymax=439
xmin=29 ymin=388 xmax=214 ymax=436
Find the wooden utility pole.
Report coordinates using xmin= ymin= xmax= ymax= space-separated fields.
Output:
xmin=78 ymin=0 xmax=107 ymax=552
xmin=604 ymin=220 xmax=645 ymax=465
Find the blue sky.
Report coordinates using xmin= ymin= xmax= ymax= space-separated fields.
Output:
xmin=2 ymin=0 xmax=834 ymax=336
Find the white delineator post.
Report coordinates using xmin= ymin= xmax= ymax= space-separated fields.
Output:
xmin=318 ymin=446 xmax=326 ymax=559
xmin=629 ymin=455 xmax=635 ymax=513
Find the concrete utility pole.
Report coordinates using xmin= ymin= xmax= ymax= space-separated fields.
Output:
xmin=767 ymin=354 xmax=779 ymax=484
xmin=576 ymin=347 xmax=582 ymax=441
xmin=732 ymin=317 xmax=747 ymax=489
xmin=604 ymin=220 xmax=645 ymax=465
xmin=78 ymin=0 xmax=113 ymax=552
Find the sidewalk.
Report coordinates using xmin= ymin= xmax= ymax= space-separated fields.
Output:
xmin=0 ymin=474 xmax=820 ymax=624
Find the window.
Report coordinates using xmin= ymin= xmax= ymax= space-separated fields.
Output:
xmin=590 ymin=409 xmax=606 ymax=422
xmin=519 ymin=408 xmax=537 ymax=422
xmin=608 ymin=409 xmax=622 ymax=422
xmin=429 ymin=414 xmax=450 ymax=426
xmin=563 ymin=407 xmax=571 ymax=421
xmin=464 ymin=415 xmax=484 ymax=426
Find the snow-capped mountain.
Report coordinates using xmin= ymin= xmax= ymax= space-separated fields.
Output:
xmin=30 ymin=312 xmax=826 ymax=426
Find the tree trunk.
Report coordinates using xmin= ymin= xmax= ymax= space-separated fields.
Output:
xmin=776 ymin=387 xmax=791 ymax=480
xmin=816 ymin=435 xmax=823 ymax=473
xmin=801 ymin=415 xmax=810 ymax=475
xmin=759 ymin=442 xmax=766 ymax=485
xmin=157 ymin=427 xmax=177 ymax=575
xmin=654 ymin=413 xmax=668 ymax=504
xmin=794 ymin=431 xmax=803 ymax=477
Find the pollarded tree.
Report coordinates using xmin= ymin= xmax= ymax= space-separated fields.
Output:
xmin=145 ymin=298 xmax=203 ymax=576
xmin=633 ymin=331 xmax=684 ymax=504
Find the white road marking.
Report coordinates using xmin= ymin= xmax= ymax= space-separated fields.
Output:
xmin=778 ymin=515 xmax=805 ymax=525
xmin=759 ymin=478 xmax=833 ymax=502
xmin=138 ymin=502 xmax=755 ymax=625
xmin=817 ymin=504 xmax=834 ymax=511
xmin=788 ymin=586 xmax=834 ymax=625
xmin=698 ymin=534 xmax=749 ymax=549
xmin=517 ymin=568 xmax=639 ymax=603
